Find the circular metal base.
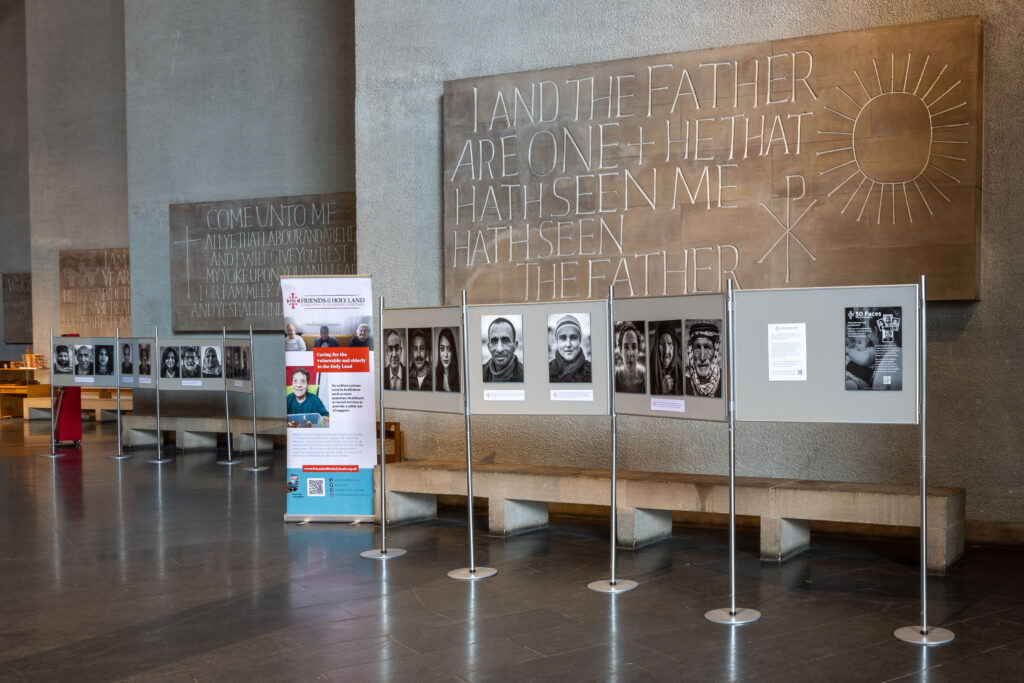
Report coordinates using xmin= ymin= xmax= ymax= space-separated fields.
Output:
xmin=243 ymin=465 xmax=270 ymax=472
xmin=106 ymin=454 xmax=132 ymax=460
xmin=705 ymin=608 xmax=761 ymax=625
xmin=587 ymin=578 xmax=639 ymax=594
xmin=147 ymin=458 xmax=173 ymax=464
xmin=40 ymin=453 xmax=64 ymax=459
xmin=216 ymin=459 xmax=239 ymax=466
xmin=894 ymin=625 xmax=955 ymax=646
xmin=448 ymin=566 xmax=497 ymax=580
xmin=361 ymin=548 xmax=408 ymax=560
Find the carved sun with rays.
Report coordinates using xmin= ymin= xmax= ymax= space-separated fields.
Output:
xmin=817 ymin=53 xmax=968 ymax=223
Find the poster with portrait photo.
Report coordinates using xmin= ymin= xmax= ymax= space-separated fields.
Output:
xmin=137 ymin=342 xmax=153 ymax=377
xmin=53 ymin=343 xmax=73 ymax=375
xmin=159 ymin=346 xmax=180 ymax=378
xmin=648 ymin=320 xmax=683 ymax=396
xmin=94 ymin=345 xmax=114 ymax=376
xmin=73 ymin=344 xmax=95 ymax=376
xmin=201 ymin=345 xmax=223 ymax=378
xmin=845 ymin=306 xmax=903 ymax=391
xmin=684 ymin=319 xmax=723 ymax=398
xmin=383 ymin=328 xmax=407 ymax=391
xmin=481 ymin=314 xmax=524 ymax=383
xmin=434 ymin=326 xmax=461 ymax=392
xmin=614 ymin=320 xmax=647 ymax=394
xmin=407 ymin=328 xmax=433 ymax=391
xmin=119 ymin=341 xmax=134 ymax=377
xmin=547 ymin=313 xmax=592 ymax=383
xmin=178 ymin=345 xmax=202 ymax=379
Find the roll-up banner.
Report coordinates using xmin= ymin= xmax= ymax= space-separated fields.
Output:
xmin=280 ymin=275 xmax=376 ymax=521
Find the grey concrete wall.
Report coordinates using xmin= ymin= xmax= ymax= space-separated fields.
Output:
xmin=25 ymin=0 xmax=129 ymax=354
xmin=0 ymin=1 xmax=31 ymax=360
xmin=354 ymin=0 xmax=1024 ymax=525
xmin=124 ymin=0 xmax=356 ymax=416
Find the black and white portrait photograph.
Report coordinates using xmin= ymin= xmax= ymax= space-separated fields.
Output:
xmin=160 ymin=346 xmax=180 ymax=378
xmin=845 ymin=307 xmax=903 ymax=391
xmin=201 ymin=346 xmax=223 ymax=378
xmin=684 ymin=319 xmax=722 ymax=398
xmin=481 ymin=315 xmax=524 ymax=383
xmin=94 ymin=345 xmax=114 ymax=376
xmin=648 ymin=320 xmax=682 ymax=396
xmin=239 ymin=348 xmax=251 ymax=380
xmin=547 ymin=313 xmax=591 ymax=383
xmin=138 ymin=343 xmax=152 ymax=376
xmin=74 ymin=344 xmax=94 ymax=376
xmin=384 ymin=329 xmax=407 ymax=391
xmin=53 ymin=344 xmax=72 ymax=374
xmin=434 ymin=327 xmax=461 ymax=392
xmin=120 ymin=343 xmax=133 ymax=375
xmin=407 ymin=328 xmax=433 ymax=391
xmin=179 ymin=346 xmax=201 ymax=378
xmin=614 ymin=320 xmax=647 ymax=394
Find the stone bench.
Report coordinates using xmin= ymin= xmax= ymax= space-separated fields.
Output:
xmin=375 ymin=459 xmax=965 ymax=574
xmin=23 ymin=391 xmax=133 ymax=421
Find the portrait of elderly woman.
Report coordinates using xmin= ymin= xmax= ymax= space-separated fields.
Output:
xmin=201 ymin=346 xmax=223 ymax=378
xmin=649 ymin=320 xmax=683 ymax=396
xmin=684 ymin=319 xmax=722 ymax=398
xmin=614 ymin=320 xmax=647 ymax=393
xmin=548 ymin=313 xmax=591 ymax=383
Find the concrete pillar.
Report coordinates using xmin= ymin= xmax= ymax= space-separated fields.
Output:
xmin=488 ymin=498 xmax=548 ymax=537
xmin=760 ymin=517 xmax=810 ymax=561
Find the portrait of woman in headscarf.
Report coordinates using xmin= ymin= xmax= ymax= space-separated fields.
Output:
xmin=548 ymin=313 xmax=591 ymax=383
xmin=649 ymin=320 xmax=682 ymax=396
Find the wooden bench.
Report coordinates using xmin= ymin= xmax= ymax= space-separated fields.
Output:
xmin=376 ymin=459 xmax=965 ymax=574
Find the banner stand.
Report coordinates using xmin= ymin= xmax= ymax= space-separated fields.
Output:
xmin=589 ymin=288 xmax=637 ymax=594
xmin=147 ymin=326 xmax=172 ymax=464
xmin=705 ymin=280 xmax=760 ymax=625
xmin=40 ymin=327 xmax=62 ymax=459
xmin=362 ymin=296 xmax=407 ymax=560
xmin=217 ymin=327 xmax=238 ymax=466
xmin=895 ymin=276 xmax=954 ymax=645
xmin=449 ymin=291 xmax=497 ymax=581
xmin=243 ymin=326 xmax=269 ymax=472
xmin=107 ymin=327 xmax=131 ymax=460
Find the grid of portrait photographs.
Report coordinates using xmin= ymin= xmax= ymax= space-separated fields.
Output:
xmin=383 ymin=327 xmax=462 ymax=393
xmin=547 ymin=312 xmax=592 ymax=384
xmin=616 ymin=318 xmax=722 ymax=398
xmin=480 ymin=315 xmax=524 ymax=383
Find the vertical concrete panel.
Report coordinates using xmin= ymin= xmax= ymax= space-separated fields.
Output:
xmin=354 ymin=0 xmax=1024 ymax=525
xmin=25 ymin=0 xmax=128 ymax=354
xmin=124 ymin=0 xmax=355 ymax=416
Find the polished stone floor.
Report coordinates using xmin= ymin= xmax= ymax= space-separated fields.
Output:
xmin=1 ymin=420 xmax=1023 ymax=682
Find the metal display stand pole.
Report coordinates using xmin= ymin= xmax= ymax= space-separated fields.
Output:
xmin=589 ymin=288 xmax=638 ymax=594
xmin=108 ymin=328 xmax=131 ymax=460
xmin=706 ymin=280 xmax=760 ymax=625
xmin=895 ymin=275 xmax=954 ymax=645
xmin=41 ymin=327 xmax=62 ymax=459
xmin=148 ymin=326 xmax=172 ymax=464
xmin=449 ymin=290 xmax=496 ymax=580
xmin=244 ymin=325 xmax=268 ymax=472
xmin=363 ymin=296 xmax=407 ymax=560
xmin=218 ymin=327 xmax=237 ymax=466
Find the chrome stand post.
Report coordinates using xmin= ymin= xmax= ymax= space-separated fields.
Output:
xmin=244 ymin=326 xmax=268 ymax=472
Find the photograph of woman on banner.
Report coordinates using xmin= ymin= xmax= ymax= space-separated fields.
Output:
xmin=95 ymin=345 xmax=114 ymax=376
xmin=684 ymin=319 xmax=722 ymax=398
xmin=548 ymin=313 xmax=591 ymax=383
xmin=649 ymin=320 xmax=683 ymax=396
xmin=614 ymin=320 xmax=647 ymax=393
xmin=287 ymin=367 xmax=328 ymax=418
xmin=201 ymin=346 xmax=222 ymax=378
xmin=407 ymin=328 xmax=432 ymax=391
xmin=160 ymin=346 xmax=179 ymax=378
xmin=434 ymin=327 xmax=460 ymax=392
xmin=74 ymin=345 xmax=94 ymax=376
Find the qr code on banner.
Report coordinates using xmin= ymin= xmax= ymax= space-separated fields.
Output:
xmin=307 ymin=478 xmax=326 ymax=497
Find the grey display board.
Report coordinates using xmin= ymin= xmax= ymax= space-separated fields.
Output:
xmin=133 ymin=337 xmax=157 ymax=389
xmin=170 ymin=192 xmax=357 ymax=332
xmin=154 ymin=337 xmax=227 ymax=392
xmin=2 ymin=273 xmax=32 ymax=344
xmin=733 ymin=285 xmax=919 ymax=424
xmin=612 ymin=294 xmax=727 ymax=422
xmin=51 ymin=337 xmax=119 ymax=388
xmin=381 ymin=306 xmax=464 ymax=414
xmin=466 ymin=300 xmax=609 ymax=416
xmin=223 ymin=339 xmax=253 ymax=394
